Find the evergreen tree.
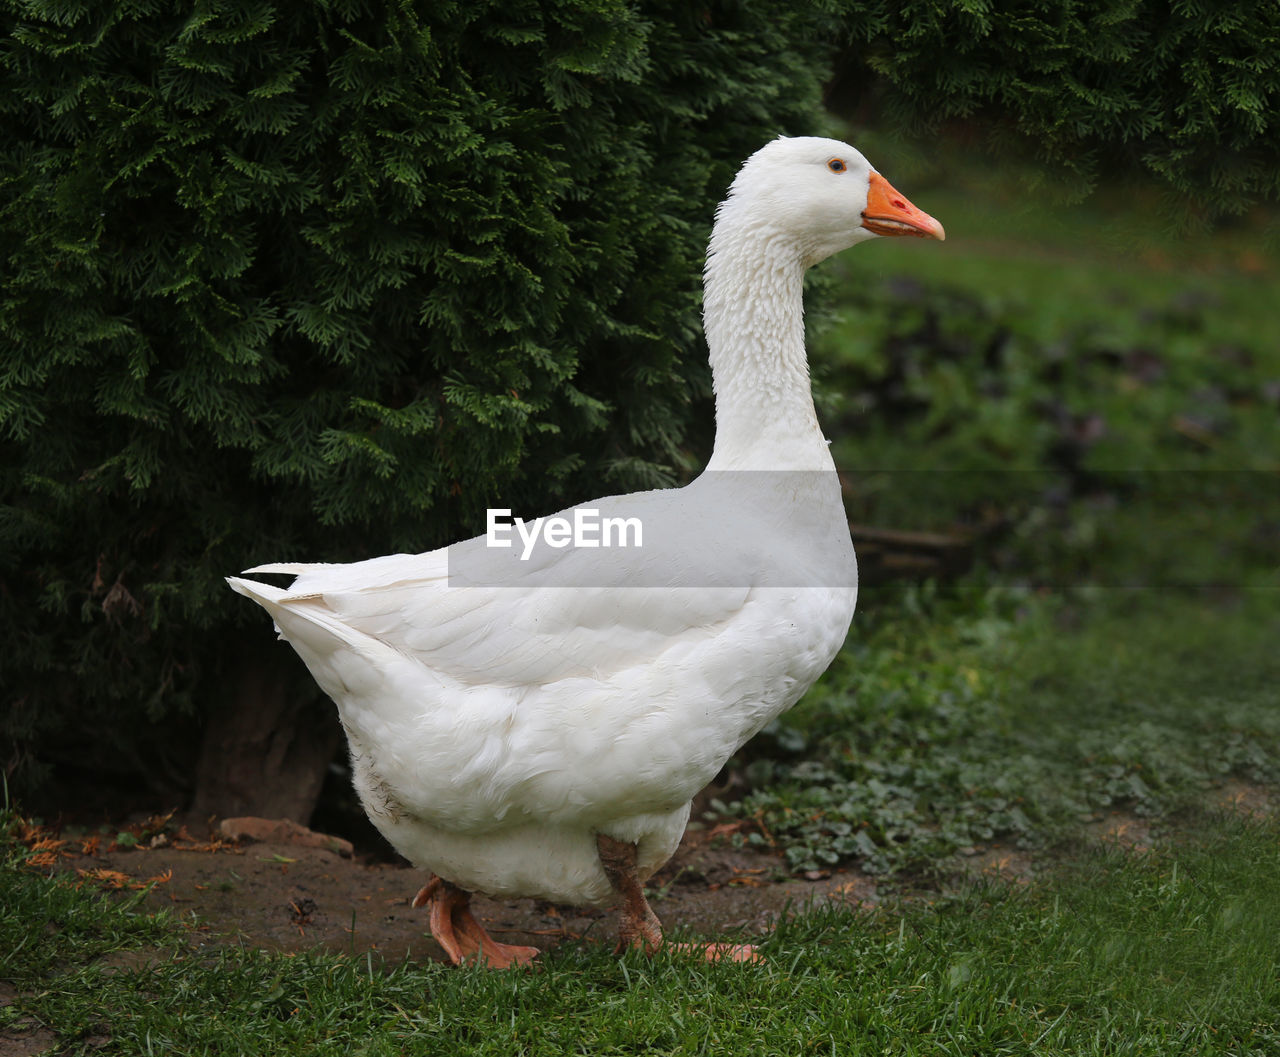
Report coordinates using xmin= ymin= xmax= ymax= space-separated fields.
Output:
xmin=834 ymin=0 xmax=1280 ymax=211
xmin=0 ymin=0 xmax=836 ymax=811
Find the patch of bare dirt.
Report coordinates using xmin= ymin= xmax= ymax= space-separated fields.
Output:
xmin=0 ymin=1027 xmax=58 ymax=1057
xmin=1216 ymin=778 xmax=1274 ymax=818
xmin=0 ymin=983 xmax=57 ymax=1057
xmin=27 ymin=819 xmax=876 ymax=965
xmin=953 ymin=842 xmax=1036 ymax=885
xmin=1086 ymin=812 xmax=1156 ymax=853
xmin=18 ymin=780 xmax=1274 ymax=968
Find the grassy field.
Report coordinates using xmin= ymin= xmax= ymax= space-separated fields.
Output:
xmin=3 ymin=138 xmax=1278 ymax=1054
xmin=3 ymin=788 xmax=1277 ymax=1054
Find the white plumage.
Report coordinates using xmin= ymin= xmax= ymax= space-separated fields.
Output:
xmin=228 ymin=136 xmax=943 ymax=963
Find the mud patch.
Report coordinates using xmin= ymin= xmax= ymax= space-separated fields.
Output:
xmin=0 ymin=983 xmax=56 ymax=1057
xmin=42 ymin=824 xmax=877 ymax=966
xmin=954 ymin=842 xmax=1036 ymax=885
xmin=1216 ymin=779 xmax=1274 ymax=818
xmin=1087 ymin=812 xmax=1155 ymax=853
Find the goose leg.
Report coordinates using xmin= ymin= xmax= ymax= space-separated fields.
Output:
xmin=595 ymin=833 xmax=762 ymax=963
xmin=412 ymin=875 xmax=540 ymax=969
xmin=596 ymin=833 xmax=663 ymax=953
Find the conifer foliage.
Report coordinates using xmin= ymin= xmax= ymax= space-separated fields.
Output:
xmin=838 ymin=0 xmax=1280 ymax=210
xmin=0 ymin=0 xmax=835 ymax=795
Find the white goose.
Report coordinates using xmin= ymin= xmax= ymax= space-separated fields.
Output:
xmin=229 ymin=136 xmax=943 ymax=967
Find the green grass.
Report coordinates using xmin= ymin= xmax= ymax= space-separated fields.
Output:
xmin=3 ymin=806 xmax=1278 ymax=1055
xmin=849 ymin=127 xmax=1280 ymax=282
xmin=0 ymin=832 xmax=177 ymax=986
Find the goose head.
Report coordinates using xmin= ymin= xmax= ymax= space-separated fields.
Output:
xmin=716 ymin=136 xmax=945 ymax=267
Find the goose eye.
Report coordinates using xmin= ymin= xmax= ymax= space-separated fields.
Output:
xmin=827 ymin=158 xmax=847 ymax=173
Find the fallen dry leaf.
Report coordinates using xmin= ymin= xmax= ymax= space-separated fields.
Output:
xmin=31 ymin=837 xmax=68 ymax=854
xmin=76 ymin=868 xmax=135 ymax=889
xmin=828 ymin=880 xmax=871 ymax=902
xmin=75 ymin=867 xmax=172 ymax=891
xmin=172 ymin=839 xmax=242 ymax=854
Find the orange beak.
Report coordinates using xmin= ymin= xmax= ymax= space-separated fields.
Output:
xmin=861 ymin=172 xmax=946 ymax=241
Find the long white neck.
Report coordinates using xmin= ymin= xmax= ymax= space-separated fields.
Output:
xmin=701 ymin=201 xmax=832 ymax=472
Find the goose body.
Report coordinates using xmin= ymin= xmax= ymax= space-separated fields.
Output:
xmin=229 ymin=136 xmax=943 ymax=963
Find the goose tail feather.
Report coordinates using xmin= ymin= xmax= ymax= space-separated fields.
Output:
xmin=226 ymin=575 xmax=289 ymax=604
xmin=243 ymin=562 xmax=315 ymax=576
xmin=227 ymin=575 xmax=371 ymax=651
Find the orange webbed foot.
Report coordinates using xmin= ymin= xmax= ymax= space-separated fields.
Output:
xmin=413 ymin=875 xmax=540 ymax=969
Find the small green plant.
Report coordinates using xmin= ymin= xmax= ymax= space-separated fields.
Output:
xmin=722 ymin=583 xmax=1280 ymax=876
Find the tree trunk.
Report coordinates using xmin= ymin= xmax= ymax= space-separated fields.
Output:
xmin=191 ymin=645 xmax=342 ymax=825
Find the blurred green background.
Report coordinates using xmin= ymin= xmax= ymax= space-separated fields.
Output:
xmin=722 ymin=122 xmax=1280 ymax=877
xmin=817 ymin=127 xmax=1279 ymax=592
